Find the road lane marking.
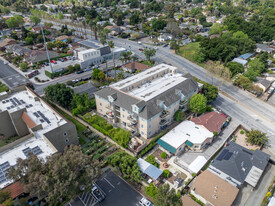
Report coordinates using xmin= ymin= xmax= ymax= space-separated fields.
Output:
xmin=104 ymin=177 xmax=115 ymax=188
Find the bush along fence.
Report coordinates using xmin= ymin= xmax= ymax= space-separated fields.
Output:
xmin=49 ymin=101 xmax=135 ymax=157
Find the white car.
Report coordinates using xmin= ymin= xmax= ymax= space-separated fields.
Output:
xmin=3 ymin=61 xmax=8 ymax=65
xmin=138 ymin=41 xmax=142 ymax=45
xmin=139 ymin=197 xmax=153 ymax=206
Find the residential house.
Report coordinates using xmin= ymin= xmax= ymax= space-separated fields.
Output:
xmin=158 ymin=34 xmax=172 ymax=42
xmin=256 ymin=44 xmax=274 ymax=54
xmin=31 ymin=26 xmax=50 ymax=33
xmin=137 ymin=158 xmax=163 ymax=181
xmin=105 ymin=25 xmax=124 ymax=35
xmin=254 ymin=78 xmax=272 ymax=92
xmin=94 ymin=64 xmax=201 ymax=139
xmin=157 ymin=120 xmax=214 ymax=156
xmin=190 ymin=111 xmax=227 ymax=134
xmin=232 ymin=58 xmax=248 ymax=67
xmin=209 ymin=142 xmax=270 ymax=187
xmin=190 ymin=170 xmax=239 ymax=206
xmin=121 ymin=61 xmax=151 ymax=73
xmin=56 ymin=35 xmax=70 ymax=42
xmin=72 ymin=82 xmax=98 ymax=99
xmin=238 ymin=53 xmax=254 ymax=60
xmin=5 ymin=44 xmax=31 ymax=56
xmin=0 ymin=38 xmax=17 ymax=50
xmin=0 ymin=86 xmax=79 ymax=188
xmin=2 ymin=181 xmax=24 ymax=200
xmin=24 ymin=50 xmax=59 ymax=65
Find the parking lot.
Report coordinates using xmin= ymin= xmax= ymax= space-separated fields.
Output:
xmin=44 ymin=58 xmax=80 ymax=73
xmin=176 ymin=120 xmax=238 ymax=169
xmin=67 ymin=171 xmax=143 ymax=206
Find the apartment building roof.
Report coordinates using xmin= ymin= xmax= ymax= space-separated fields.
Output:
xmin=0 ymin=87 xmax=78 ymax=188
xmin=95 ymin=76 xmax=198 ymax=119
xmin=182 ymin=195 xmax=200 ymax=206
xmin=157 ymin=120 xmax=213 ymax=154
xmin=191 ymin=170 xmax=239 ymax=206
xmin=191 ymin=112 xmax=227 ymax=133
xmin=210 ymin=142 xmax=270 ymax=187
xmin=78 ymin=48 xmax=98 ymax=55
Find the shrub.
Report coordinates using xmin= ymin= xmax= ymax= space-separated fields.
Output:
xmin=145 ymin=155 xmax=159 ymax=168
xmin=240 ymin=129 xmax=245 ymax=134
xmin=174 ymin=110 xmax=186 ymax=122
xmin=192 ymin=173 xmax=196 ymax=177
xmin=145 ymin=183 xmax=158 ymax=198
xmin=160 ymin=152 xmax=167 ymax=159
xmin=163 ymin=169 xmax=170 ymax=178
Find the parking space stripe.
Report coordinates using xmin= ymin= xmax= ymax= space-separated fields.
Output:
xmin=104 ymin=177 xmax=115 ymax=188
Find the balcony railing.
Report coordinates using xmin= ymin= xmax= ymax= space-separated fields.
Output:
xmin=180 ymin=99 xmax=188 ymax=105
xmin=106 ymin=112 xmax=114 ymax=118
xmin=159 ymin=119 xmax=168 ymax=126
xmin=160 ymin=111 xmax=169 ymax=119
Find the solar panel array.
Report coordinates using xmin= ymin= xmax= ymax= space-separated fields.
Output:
xmin=0 ymin=162 xmax=10 ymax=184
xmin=37 ymin=111 xmax=51 ymax=124
xmin=23 ymin=146 xmax=43 ymax=157
xmin=216 ymin=149 xmax=233 ymax=161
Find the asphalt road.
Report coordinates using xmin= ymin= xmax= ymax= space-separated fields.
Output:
xmin=0 ymin=59 xmax=29 ymax=88
xmin=95 ymin=171 xmax=142 ymax=206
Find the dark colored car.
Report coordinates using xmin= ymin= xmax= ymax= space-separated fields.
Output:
xmin=163 ymin=44 xmax=169 ymax=47
xmin=91 ymin=185 xmax=105 ymax=203
xmin=139 ymin=48 xmax=144 ymax=51
xmin=76 ymin=70 xmax=84 ymax=74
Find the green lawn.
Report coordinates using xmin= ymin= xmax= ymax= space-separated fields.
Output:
xmin=177 ymin=42 xmax=201 ymax=62
xmin=140 ymin=60 xmax=154 ymax=67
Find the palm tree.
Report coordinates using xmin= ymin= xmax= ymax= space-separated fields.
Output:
xmin=108 ymin=40 xmax=115 ymax=79
xmin=100 ymin=36 xmax=108 ymax=71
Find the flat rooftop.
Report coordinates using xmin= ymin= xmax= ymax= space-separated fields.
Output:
xmin=0 ymin=90 xmax=67 ymax=137
xmin=78 ymin=48 xmax=98 ymax=55
xmin=0 ymin=89 xmax=68 ymax=188
xmin=160 ymin=120 xmax=213 ymax=149
xmin=128 ymin=73 xmax=186 ymax=102
xmin=0 ymin=136 xmax=55 ymax=188
xmin=110 ymin=64 xmax=186 ymax=102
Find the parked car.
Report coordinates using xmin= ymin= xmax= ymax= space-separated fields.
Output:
xmin=26 ymin=70 xmax=39 ymax=79
xmin=3 ymin=61 xmax=8 ymax=65
xmin=51 ymin=60 xmax=57 ymax=64
xmin=84 ymin=67 xmax=92 ymax=72
xmin=76 ymin=70 xmax=84 ymax=74
xmin=138 ymin=41 xmax=142 ymax=45
xmin=91 ymin=184 xmax=105 ymax=202
xmin=92 ymin=65 xmax=99 ymax=69
xmin=163 ymin=44 xmax=169 ymax=47
xmin=139 ymin=197 xmax=153 ymax=206
xmin=139 ymin=48 xmax=144 ymax=51
xmin=63 ymin=57 xmax=68 ymax=61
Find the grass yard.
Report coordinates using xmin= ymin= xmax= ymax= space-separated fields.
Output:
xmin=140 ymin=60 xmax=154 ymax=67
xmin=177 ymin=42 xmax=201 ymax=62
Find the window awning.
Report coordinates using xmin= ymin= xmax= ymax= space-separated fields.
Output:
xmin=185 ymin=140 xmax=194 ymax=147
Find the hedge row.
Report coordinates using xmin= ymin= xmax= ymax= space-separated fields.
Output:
xmin=138 ymin=130 xmax=167 ymax=157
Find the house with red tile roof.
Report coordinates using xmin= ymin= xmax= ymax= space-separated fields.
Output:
xmin=122 ymin=61 xmax=151 ymax=73
xmin=2 ymin=181 xmax=24 ymax=199
xmin=191 ymin=111 xmax=227 ymax=134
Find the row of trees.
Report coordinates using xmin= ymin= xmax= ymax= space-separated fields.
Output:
xmin=45 ymin=83 xmax=96 ymax=116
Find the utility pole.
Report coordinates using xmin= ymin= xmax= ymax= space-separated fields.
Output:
xmin=40 ymin=23 xmax=53 ymax=73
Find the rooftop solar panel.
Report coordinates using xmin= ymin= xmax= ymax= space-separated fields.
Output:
xmin=32 ymin=146 xmax=43 ymax=156
xmin=33 ymin=112 xmax=39 ymax=118
xmin=20 ymin=100 xmax=25 ymax=104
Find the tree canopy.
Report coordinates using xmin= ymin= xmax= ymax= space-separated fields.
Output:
xmin=7 ymin=145 xmax=99 ymax=205
xmin=189 ymin=94 xmax=207 ymax=114
xmin=227 ymin=62 xmax=244 ymax=78
xmin=153 ymin=184 xmax=182 ymax=206
xmin=246 ymin=129 xmax=269 ymax=146
xmin=5 ymin=15 xmax=24 ymax=29
xmin=143 ymin=48 xmax=156 ymax=61
xmin=45 ymin=83 xmax=74 ymax=109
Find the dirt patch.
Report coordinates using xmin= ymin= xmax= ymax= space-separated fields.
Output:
xmin=153 ymin=149 xmax=171 ymax=163
xmin=233 ymin=127 xmax=260 ymax=151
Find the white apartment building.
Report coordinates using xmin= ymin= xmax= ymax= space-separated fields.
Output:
xmin=95 ymin=64 xmax=201 ymax=139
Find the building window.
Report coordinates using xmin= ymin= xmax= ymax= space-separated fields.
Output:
xmin=64 ymin=132 xmax=67 ymax=136
xmin=65 ymin=138 xmax=69 ymax=143
xmin=149 ymin=124 xmax=152 ymax=128
xmin=174 ymin=108 xmax=176 ymax=112
xmin=123 ymin=122 xmax=126 ymax=127
xmin=100 ymin=103 xmax=102 ymax=106
xmin=122 ymin=114 xmax=125 ymax=118
xmin=194 ymin=146 xmax=199 ymax=148
xmin=141 ymin=124 xmax=144 ymax=128
xmin=149 ymin=131 xmax=152 ymax=136
xmin=100 ymin=109 xmax=102 ymax=112
xmin=141 ymin=131 xmax=144 ymax=135
xmin=122 ymin=108 xmax=125 ymax=112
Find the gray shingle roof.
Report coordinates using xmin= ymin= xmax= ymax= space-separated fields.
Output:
xmin=98 ymin=46 xmax=111 ymax=56
xmin=257 ymin=78 xmax=272 ymax=89
xmin=210 ymin=142 xmax=270 ymax=184
xmin=72 ymin=83 xmax=98 ymax=99
xmin=94 ymin=75 xmax=198 ymax=119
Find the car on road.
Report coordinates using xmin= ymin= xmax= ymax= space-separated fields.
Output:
xmin=163 ymin=44 xmax=169 ymax=47
xmin=84 ymin=67 xmax=92 ymax=72
xmin=92 ymin=65 xmax=99 ymax=69
xmin=3 ymin=61 xmax=8 ymax=65
xmin=91 ymin=184 xmax=105 ymax=203
xmin=76 ymin=70 xmax=84 ymax=74
xmin=139 ymin=48 xmax=144 ymax=51
xmin=139 ymin=197 xmax=153 ymax=206
xmin=51 ymin=60 xmax=57 ymax=64
xmin=63 ymin=57 xmax=68 ymax=61
xmin=138 ymin=41 xmax=142 ymax=45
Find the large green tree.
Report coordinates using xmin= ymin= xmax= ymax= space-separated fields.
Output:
xmin=5 ymin=15 xmax=24 ymax=29
xmin=30 ymin=15 xmax=40 ymax=25
xmin=246 ymin=129 xmax=269 ymax=146
xmin=143 ymin=48 xmax=156 ymax=61
xmin=7 ymin=145 xmax=99 ymax=205
xmin=189 ymin=94 xmax=207 ymax=114
xmin=153 ymin=184 xmax=182 ymax=206
xmin=45 ymin=83 xmax=74 ymax=109
xmin=227 ymin=62 xmax=244 ymax=78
